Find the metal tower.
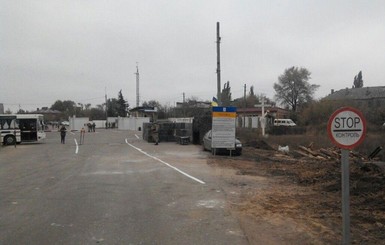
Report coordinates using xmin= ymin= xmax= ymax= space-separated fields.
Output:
xmin=216 ymin=22 xmax=221 ymax=106
xmin=135 ymin=63 xmax=140 ymax=107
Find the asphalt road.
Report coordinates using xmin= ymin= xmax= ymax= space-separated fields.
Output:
xmin=0 ymin=129 xmax=247 ymax=244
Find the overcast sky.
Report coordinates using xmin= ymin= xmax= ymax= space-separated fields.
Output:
xmin=1 ymin=0 xmax=385 ymax=112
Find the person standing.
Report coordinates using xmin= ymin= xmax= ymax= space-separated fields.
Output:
xmin=59 ymin=125 xmax=67 ymax=144
xmin=151 ymin=122 xmax=159 ymax=145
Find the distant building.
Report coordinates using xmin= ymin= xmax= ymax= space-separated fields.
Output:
xmin=29 ymin=107 xmax=62 ymax=121
xmin=324 ymin=86 xmax=385 ymax=104
xmin=176 ymin=101 xmax=211 ymax=108
xmin=236 ymin=106 xmax=291 ymax=128
xmin=0 ymin=103 xmax=4 ymax=114
xmin=237 ymin=106 xmax=290 ymax=119
xmin=129 ymin=107 xmax=158 ymax=121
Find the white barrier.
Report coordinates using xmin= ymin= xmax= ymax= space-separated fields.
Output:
xmin=118 ymin=117 xmax=150 ymax=131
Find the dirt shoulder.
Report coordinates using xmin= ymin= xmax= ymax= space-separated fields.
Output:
xmin=208 ymin=147 xmax=385 ymax=244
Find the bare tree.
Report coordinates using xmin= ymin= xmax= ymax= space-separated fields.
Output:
xmin=274 ymin=67 xmax=319 ymax=111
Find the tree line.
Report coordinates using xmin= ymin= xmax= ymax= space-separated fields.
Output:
xmin=49 ymin=90 xmax=129 ymax=120
xmin=10 ymin=67 xmax=379 ymax=127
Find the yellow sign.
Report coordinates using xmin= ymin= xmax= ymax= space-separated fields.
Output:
xmin=212 ymin=112 xmax=237 ymax=118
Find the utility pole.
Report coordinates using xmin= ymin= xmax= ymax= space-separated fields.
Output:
xmin=105 ymin=87 xmax=108 ymax=128
xmin=216 ymin=22 xmax=221 ymax=106
xmin=261 ymin=96 xmax=265 ymax=136
xmin=243 ymin=84 xmax=246 ymax=127
xmin=243 ymin=84 xmax=247 ymax=106
xmin=255 ymin=95 xmax=268 ymax=137
xmin=135 ymin=63 xmax=140 ymax=107
xmin=183 ymin=92 xmax=186 ymax=117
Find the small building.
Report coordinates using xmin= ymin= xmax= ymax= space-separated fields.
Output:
xmin=236 ymin=106 xmax=291 ymax=128
xmin=324 ymin=86 xmax=385 ymax=106
xmin=30 ymin=107 xmax=62 ymax=122
xmin=174 ymin=101 xmax=211 ymax=118
xmin=175 ymin=101 xmax=211 ymax=108
xmin=129 ymin=107 xmax=158 ymax=122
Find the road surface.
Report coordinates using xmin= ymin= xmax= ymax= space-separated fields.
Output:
xmin=0 ymin=129 xmax=247 ymax=244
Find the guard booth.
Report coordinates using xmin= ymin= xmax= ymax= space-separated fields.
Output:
xmin=143 ymin=121 xmax=192 ymax=144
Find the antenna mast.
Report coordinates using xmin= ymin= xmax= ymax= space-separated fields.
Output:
xmin=135 ymin=63 xmax=140 ymax=107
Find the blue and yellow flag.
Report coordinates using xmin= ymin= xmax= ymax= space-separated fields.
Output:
xmin=211 ymin=97 xmax=218 ymax=107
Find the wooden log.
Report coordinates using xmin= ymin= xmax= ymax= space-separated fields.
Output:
xmin=321 ymin=148 xmax=340 ymax=159
xmin=297 ymin=146 xmax=329 ymax=160
xmin=294 ymin=150 xmax=316 ymax=159
xmin=320 ymin=148 xmax=335 ymax=158
xmin=298 ymin=145 xmax=320 ymax=157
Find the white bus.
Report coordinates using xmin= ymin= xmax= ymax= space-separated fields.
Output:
xmin=16 ymin=114 xmax=46 ymax=143
xmin=0 ymin=115 xmax=21 ymax=145
xmin=0 ymin=114 xmax=46 ymax=145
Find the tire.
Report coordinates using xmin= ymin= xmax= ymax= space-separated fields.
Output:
xmin=4 ymin=135 xmax=16 ymax=145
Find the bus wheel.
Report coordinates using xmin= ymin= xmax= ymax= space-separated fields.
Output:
xmin=4 ymin=136 xmax=16 ymax=145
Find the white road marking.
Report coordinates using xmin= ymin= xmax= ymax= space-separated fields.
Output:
xmin=74 ymin=139 xmax=79 ymax=154
xmin=125 ymin=139 xmax=205 ymax=184
xmin=135 ymin=134 xmax=140 ymax=139
xmin=70 ymin=132 xmax=75 ymax=135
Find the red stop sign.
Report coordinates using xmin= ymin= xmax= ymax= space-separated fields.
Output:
xmin=327 ymin=107 xmax=366 ymax=149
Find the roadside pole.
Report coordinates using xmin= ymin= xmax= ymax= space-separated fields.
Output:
xmin=261 ymin=96 xmax=265 ymax=137
xmin=13 ymin=119 xmax=17 ymax=148
xmin=327 ymin=107 xmax=366 ymax=245
xmin=341 ymin=149 xmax=350 ymax=244
xmin=80 ymin=128 xmax=85 ymax=145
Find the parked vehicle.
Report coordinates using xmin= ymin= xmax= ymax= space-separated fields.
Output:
xmin=202 ymin=130 xmax=242 ymax=156
xmin=61 ymin=121 xmax=70 ymax=126
xmin=274 ymin=119 xmax=296 ymax=126
xmin=1 ymin=114 xmax=46 ymax=145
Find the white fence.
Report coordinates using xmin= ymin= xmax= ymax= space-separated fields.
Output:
xmin=69 ymin=116 xmax=149 ymax=131
xmin=237 ymin=116 xmax=260 ymax=128
xmin=118 ymin=117 xmax=150 ymax=131
xmin=69 ymin=117 xmax=89 ymax=131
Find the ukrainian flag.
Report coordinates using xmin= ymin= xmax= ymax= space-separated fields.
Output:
xmin=211 ymin=97 xmax=218 ymax=107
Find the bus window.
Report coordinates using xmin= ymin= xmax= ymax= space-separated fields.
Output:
xmin=0 ymin=115 xmax=21 ymax=145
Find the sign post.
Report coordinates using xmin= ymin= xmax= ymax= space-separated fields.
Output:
xmin=327 ymin=107 xmax=366 ymax=245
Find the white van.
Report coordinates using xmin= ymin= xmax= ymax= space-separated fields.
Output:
xmin=274 ymin=119 xmax=296 ymax=127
